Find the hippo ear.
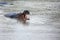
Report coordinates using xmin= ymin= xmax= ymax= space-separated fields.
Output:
xmin=23 ymin=10 xmax=30 ymax=14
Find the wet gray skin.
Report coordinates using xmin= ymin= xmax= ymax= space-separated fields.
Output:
xmin=0 ymin=1 xmax=60 ymax=40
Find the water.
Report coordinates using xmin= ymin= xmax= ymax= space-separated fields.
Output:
xmin=0 ymin=1 xmax=60 ymax=40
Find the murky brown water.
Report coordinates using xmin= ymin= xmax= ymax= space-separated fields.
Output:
xmin=0 ymin=1 xmax=60 ymax=40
